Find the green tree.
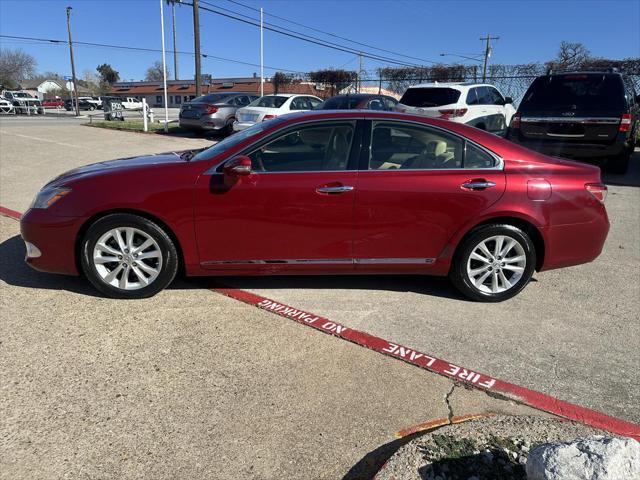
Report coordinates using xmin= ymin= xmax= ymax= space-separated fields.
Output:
xmin=96 ymin=63 xmax=120 ymax=93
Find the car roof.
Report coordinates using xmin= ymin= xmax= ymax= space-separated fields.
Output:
xmin=406 ymin=82 xmax=495 ymax=90
xmin=328 ymin=93 xmax=385 ymax=99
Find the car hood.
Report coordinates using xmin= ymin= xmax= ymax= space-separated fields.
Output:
xmin=46 ymin=150 xmax=201 ymax=187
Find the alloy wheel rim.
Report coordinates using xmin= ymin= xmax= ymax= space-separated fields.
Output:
xmin=92 ymin=227 xmax=162 ymax=291
xmin=466 ymin=235 xmax=526 ymax=294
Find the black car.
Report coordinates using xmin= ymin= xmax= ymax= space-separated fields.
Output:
xmin=507 ymin=70 xmax=639 ymax=174
xmin=65 ymin=98 xmax=96 ymax=111
xmin=318 ymin=93 xmax=398 ymax=111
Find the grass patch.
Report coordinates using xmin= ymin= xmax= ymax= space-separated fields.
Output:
xmin=85 ymin=120 xmax=190 ymax=135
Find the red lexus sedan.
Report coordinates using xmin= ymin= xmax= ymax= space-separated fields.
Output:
xmin=20 ymin=111 xmax=610 ymax=301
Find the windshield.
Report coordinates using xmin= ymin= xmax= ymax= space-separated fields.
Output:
xmin=13 ymin=92 xmax=29 ymax=98
xmin=519 ymin=74 xmax=626 ymax=112
xmin=192 ymin=93 xmax=227 ymax=104
xmin=399 ymin=88 xmax=461 ymax=107
xmin=249 ymin=96 xmax=288 ymax=108
xmin=321 ymin=96 xmax=362 ymax=109
xmin=192 ymin=121 xmax=271 ymax=162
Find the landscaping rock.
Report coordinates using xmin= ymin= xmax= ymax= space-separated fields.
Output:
xmin=525 ymin=436 xmax=640 ymax=480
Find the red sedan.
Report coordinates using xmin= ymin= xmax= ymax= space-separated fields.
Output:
xmin=42 ymin=98 xmax=64 ymax=108
xmin=20 ymin=111 xmax=609 ymax=301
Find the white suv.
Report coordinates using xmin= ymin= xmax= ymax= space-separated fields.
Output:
xmin=396 ymin=82 xmax=516 ymax=136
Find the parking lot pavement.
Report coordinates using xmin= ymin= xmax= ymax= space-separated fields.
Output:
xmin=0 ymin=119 xmax=212 ymax=212
xmin=224 ymin=151 xmax=640 ymax=424
xmin=0 ymin=214 xmax=545 ymax=479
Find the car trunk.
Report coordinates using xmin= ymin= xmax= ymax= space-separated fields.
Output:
xmin=518 ymin=74 xmax=625 ymax=145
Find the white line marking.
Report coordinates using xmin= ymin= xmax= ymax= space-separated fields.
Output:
xmin=0 ymin=129 xmax=80 ymax=148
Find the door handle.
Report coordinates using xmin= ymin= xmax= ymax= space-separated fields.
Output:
xmin=316 ymin=185 xmax=354 ymax=194
xmin=461 ymin=180 xmax=496 ymax=190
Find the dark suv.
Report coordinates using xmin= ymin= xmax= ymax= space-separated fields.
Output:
xmin=507 ymin=71 xmax=639 ymax=174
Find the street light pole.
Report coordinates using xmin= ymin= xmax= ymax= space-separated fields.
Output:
xmin=172 ymin=1 xmax=179 ymax=80
xmin=65 ymin=6 xmax=80 ymax=117
xmin=260 ymin=7 xmax=264 ymax=97
xmin=160 ymin=0 xmax=170 ymax=133
xmin=192 ymin=0 xmax=202 ymax=97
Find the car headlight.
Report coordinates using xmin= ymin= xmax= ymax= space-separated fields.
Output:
xmin=30 ymin=186 xmax=71 ymax=209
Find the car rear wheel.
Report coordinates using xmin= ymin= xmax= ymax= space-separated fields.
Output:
xmin=80 ymin=214 xmax=178 ymax=299
xmin=450 ymin=224 xmax=536 ymax=302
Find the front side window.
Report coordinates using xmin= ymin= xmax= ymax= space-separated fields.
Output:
xmin=290 ymin=97 xmax=311 ymax=110
xmin=475 ymin=87 xmax=492 ymax=105
xmin=488 ymin=87 xmax=505 ymax=105
xmin=307 ymin=97 xmax=323 ymax=109
xmin=369 ymin=122 xmax=463 ymax=170
xmin=368 ymin=98 xmax=385 ymax=110
xmin=248 ymin=123 xmax=355 ymax=172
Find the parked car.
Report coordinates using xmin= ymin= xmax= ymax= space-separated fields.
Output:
xmin=65 ymin=98 xmax=97 ymax=111
xmin=21 ymin=110 xmax=609 ymax=302
xmin=233 ymin=94 xmax=323 ymax=131
xmin=396 ymin=82 xmax=515 ymax=136
xmin=507 ymin=70 xmax=639 ymax=174
xmin=42 ymin=98 xmax=65 ymax=108
xmin=179 ymin=92 xmax=258 ymax=134
xmin=319 ymin=94 xmax=398 ymax=111
xmin=1 ymin=90 xmax=44 ymax=114
xmin=0 ymin=95 xmax=16 ymax=114
xmin=79 ymin=96 xmax=103 ymax=109
xmin=120 ymin=97 xmax=144 ymax=110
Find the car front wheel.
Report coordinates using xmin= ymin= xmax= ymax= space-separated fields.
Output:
xmin=450 ymin=224 xmax=536 ymax=302
xmin=80 ymin=213 xmax=179 ymax=299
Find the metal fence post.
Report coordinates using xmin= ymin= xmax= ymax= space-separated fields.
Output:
xmin=143 ymin=98 xmax=148 ymax=132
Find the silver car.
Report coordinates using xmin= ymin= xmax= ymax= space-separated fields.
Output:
xmin=179 ymin=92 xmax=258 ymax=135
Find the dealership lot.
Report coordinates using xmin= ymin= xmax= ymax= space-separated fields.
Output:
xmin=0 ymin=118 xmax=638 ymax=477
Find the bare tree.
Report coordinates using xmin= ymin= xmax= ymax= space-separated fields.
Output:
xmin=307 ymin=69 xmax=357 ymax=96
xmin=272 ymin=71 xmax=293 ymax=94
xmin=145 ymin=61 xmax=169 ymax=82
xmin=0 ymin=48 xmax=36 ymax=89
xmin=549 ymin=41 xmax=591 ymax=70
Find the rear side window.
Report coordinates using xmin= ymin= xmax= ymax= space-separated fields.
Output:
xmin=466 ymin=88 xmax=479 ymax=105
xmin=399 ymin=88 xmax=461 ymax=107
xmin=520 ymin=74 xmax=626 ymax=112
xmin=464 ymin=143 xmax=497 ymax=168
xmin=250 ymin=96 xmax=288 ymax=108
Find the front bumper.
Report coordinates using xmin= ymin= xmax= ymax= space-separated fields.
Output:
xmin=20 ymin=208 xmax=86 ymax=275
xmin=233 ymin=121 xmax=255 ymax=132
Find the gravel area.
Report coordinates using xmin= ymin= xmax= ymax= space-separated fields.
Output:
xmin=376 ymin=415 xmax=606 ymax=480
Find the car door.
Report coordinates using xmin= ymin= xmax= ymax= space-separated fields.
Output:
xmin=353 ymin=119 xmax=506 ymax=271
xmin=193 ymin=120 xmax=362 ymax=272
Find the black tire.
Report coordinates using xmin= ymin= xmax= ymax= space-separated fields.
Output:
xmin=605 ymin=149 xmax=632 ymax=175
xmin=80 ymin=213 xmax=179 ymax=299
xmin=449 ymin=224 xmax=536 ymax=302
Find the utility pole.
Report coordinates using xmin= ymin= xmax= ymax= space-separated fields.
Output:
xmin=66 ymin=6 xmax=80 ymax=117
xmin=192 ymin=0 xmax=202 ymax=97
xmin=159 ymin=0 xmax=169 ymax=132
xmin=358 ymin=53 xmax=363 ymax=93
xmin=260 ymin=7 xmax=264 ymax=97
xmin=480 ymin=34 xmax=499 ymax=82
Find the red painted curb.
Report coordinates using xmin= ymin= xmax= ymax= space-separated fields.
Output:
xmin=2 ymin=206 xmax=637 ymax=439
xmin=211 ymin=286 xmax=640 ymax=440
xmin=0 ymin=206 xmax=21 ymax=220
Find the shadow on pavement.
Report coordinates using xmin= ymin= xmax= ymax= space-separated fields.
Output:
xmin=0 ymin=233 xmax=465 ymax=300
xmin=602 ymin=150 xmax=640 ymax=187
xmin=0 ymin=235 xmax=196 ymax=298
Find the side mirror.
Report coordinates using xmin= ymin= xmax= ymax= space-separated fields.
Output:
xmin=223 ymin=155 xmax=252 ymax=177
xmin=504 ymin=97 xmax=513 ymax=104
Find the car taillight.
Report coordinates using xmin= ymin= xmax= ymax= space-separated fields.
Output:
xmin=510 ymin=112 xmax=521 ymax=129
xmin=204 ymin=105 xmax=218 ymax=114
xmin=262 ymin=114 xmax=277 ymax=121
xmin=438 ymin=108 xmax=468 ymax=118
xmin=619 ymin=113 xmax=632 ymax=132
xmin=585 ymin=183 xmax=607 ymax=203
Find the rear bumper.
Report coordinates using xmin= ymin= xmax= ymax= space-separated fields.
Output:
xmin=507 ymin=131 xmax=627 ymax=160
xmin=20 ymin=209 xmax=85 ymax=275
xmin=539 ymin=209 xmax=610 ymax=271
xmin=179 ymin=115 xmax=226 ymax=131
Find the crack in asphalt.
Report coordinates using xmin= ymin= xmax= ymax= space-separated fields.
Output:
xmin=444 ymin=384 xmax=456 ymax=424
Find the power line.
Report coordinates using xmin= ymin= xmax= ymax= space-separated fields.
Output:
xmin=0 ymin=34 xmax=306 ymax=75
xmin=220 ymin=0 xmax=440 ymax=66
xmin=193 ymin=1 xmax=431 ymax=68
